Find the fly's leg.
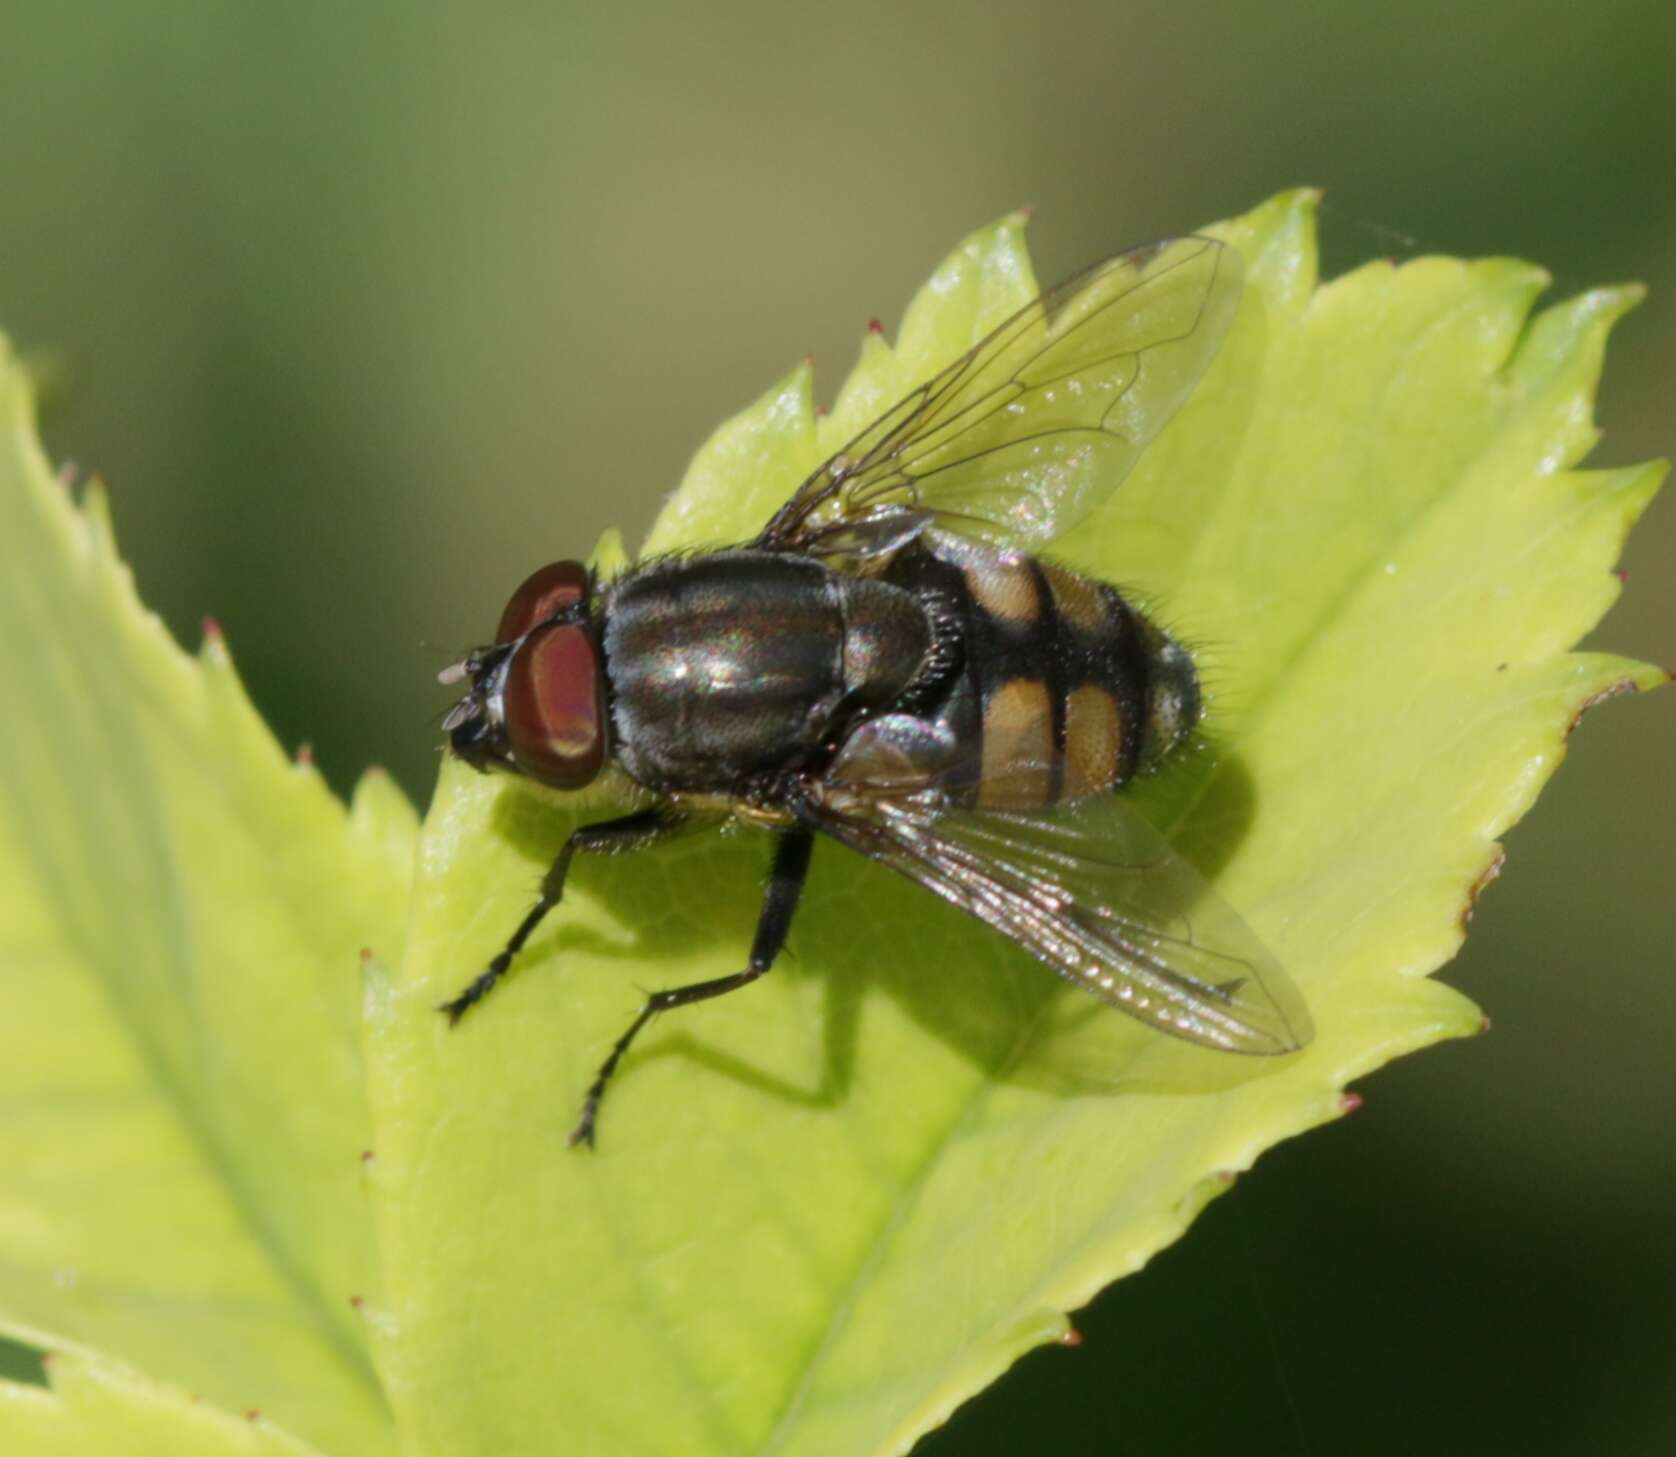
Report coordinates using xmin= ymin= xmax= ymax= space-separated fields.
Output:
xmin=570 ymin=828 xmax=813 ymax=1148
xmin=437 ymin=807 xmax=684 ymax=1025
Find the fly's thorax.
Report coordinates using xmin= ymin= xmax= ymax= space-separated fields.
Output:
xmin=836 ymin=573 xmax=939 ymax=709
xmin=872 ymin=536 xmax=1201 ymax=808
xmin=601 ymin=550 xmax=935 ymax=794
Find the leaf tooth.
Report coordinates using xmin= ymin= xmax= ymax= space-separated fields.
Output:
xmin=641 ymin=360 xmax=816 ymax=556
xmin=198 ymin=615 xmax=232 ymax=669
xmin=587 ymin=525 xmax=631 ymax=579
xmin=1212 ymin=186 xmax=1321 ymax=313
xmin=894 ymin=210 xmax=1039 ymax=381
xmin=1506 ymin=277 xmax=1646 ymax=402
xmin=821 ymin=322 xmax=898 ymax=446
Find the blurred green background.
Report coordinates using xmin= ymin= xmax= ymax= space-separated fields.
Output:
xmin=1 ymin=2 xmax=1671 ymax=1452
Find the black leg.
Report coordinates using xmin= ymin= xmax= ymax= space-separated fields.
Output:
xmin=437 ymin=807 xmax=683 ymax=1024
xmin=570 ymin=828 xmax=813 ymax=1148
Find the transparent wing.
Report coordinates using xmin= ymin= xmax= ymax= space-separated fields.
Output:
xmin=758 ymin=235 xmax=1242 ymax=556
xmin=805 ymin=781 xmax=1311 ymax=1056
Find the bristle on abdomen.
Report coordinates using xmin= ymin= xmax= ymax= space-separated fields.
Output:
xmin=1135 ymin=620 xmax=1201 ymax=770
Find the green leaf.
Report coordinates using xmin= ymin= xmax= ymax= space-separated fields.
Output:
xmin=0 ymin=349 xmax=416 ymax=1449
xmin=0 ymin=1348 xmax=326 ymax=1456
xmin=362 ymin=191 xmax=1665 ymax=1457
xmin=0 ymin=192 xmax=1661 ymax=1456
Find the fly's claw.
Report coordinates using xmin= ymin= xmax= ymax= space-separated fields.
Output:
xmin=436 ymin=960 xmax=508 ymax=1026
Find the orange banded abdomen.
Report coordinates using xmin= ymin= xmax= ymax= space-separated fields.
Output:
xmin=864 ymin=537 xmax=1200 ymax=809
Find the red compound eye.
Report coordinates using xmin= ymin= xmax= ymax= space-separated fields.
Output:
xmin=502 ymin=620 xmax=608 ymax=789
xmin=497 ymin=560 xmax=590 ymax=643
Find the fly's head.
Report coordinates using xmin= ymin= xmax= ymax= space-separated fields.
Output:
xmin=440 ymin=559 xmax=608 ymax=791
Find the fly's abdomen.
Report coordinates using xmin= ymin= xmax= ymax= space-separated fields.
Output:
xmin=1031 ymin=558 xmax=1200 ymax=797
xmin=878 ymin=537 xmax=1199 ymax=808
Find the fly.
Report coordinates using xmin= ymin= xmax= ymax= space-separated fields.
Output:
xmin=438 ymin=234 xmax=1313 ymax=1146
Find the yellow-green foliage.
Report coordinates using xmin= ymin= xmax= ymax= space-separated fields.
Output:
xmin=0 ymin=192 xmax=1662 ymax=1457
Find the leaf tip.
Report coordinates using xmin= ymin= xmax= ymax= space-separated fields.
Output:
xmin=1590 ymin=279 xmax=1648 ymax=321
xmin=1262 ymin=184 xmax=1326 ymax=229
xmin=71 ymin=476 xmax=119 ymax=553
xmin=852 ymin=317 xmax=896 ymax=379
xmin=588 ymin=525 xmax=632 ymax=580
xmin=1213 ymin=187 xmax=1322 ymax=307
xmin=197 ymin=615 xmax=233 ymax=667
xmin=349 ymin=760 xmax=420 ymax=826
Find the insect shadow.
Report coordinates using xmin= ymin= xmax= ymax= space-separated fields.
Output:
xmin=483 ymin=743 xmax=1280 ymax=1124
